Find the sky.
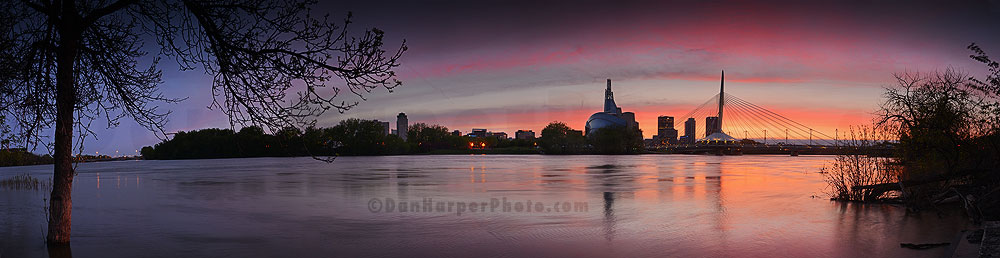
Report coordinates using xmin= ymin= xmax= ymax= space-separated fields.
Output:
xmin=79 ymin=0 xmax=1000 ymax=156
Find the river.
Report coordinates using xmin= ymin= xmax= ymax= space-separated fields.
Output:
xmin=0 ymin=155 xmax=971 ymax=257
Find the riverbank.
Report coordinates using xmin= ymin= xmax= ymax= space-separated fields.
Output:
xmin=0 ymin=154 xmax=141 ymax=168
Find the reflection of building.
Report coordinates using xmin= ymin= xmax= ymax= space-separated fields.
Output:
xmin=515 ymin=130 xmax=535 ymax=140
xmin=654 ymin=116 xmax=678 ymax=145
xmin=683 ymin=118 xmax=696 ymax=144
xmin=585 ymin=79 xmax=638 ymax=135
xmin=396 ymin=113 xmax=408 ymax=140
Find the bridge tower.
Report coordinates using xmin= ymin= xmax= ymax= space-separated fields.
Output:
xmin=717 ymin=71 xmax=724 ymax=133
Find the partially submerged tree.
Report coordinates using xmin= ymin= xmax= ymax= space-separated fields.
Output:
xmin=877 ymin=68 xmax=998 ymax=177
xmin=839 ymin=43 xmax=1000 ymax=213
xmin=0 ymin=0 xmax=405 ymax=244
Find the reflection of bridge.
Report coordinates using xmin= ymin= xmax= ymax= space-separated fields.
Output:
xmin=655 ymin=71 xmax=885 ymax=155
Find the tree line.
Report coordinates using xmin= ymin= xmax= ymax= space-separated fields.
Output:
xmin=140 ymin=118 xmax=539 ymax=159
xmin=0 ymin=148 xmax=53 ymax=166
xmin=537 ymin=122 xmax=644 ymax=154
xmin=141 ymin=119 xmax=647 ymax=159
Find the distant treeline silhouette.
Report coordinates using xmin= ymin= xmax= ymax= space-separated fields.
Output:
xmin=141 ymin=119 xmax=650 ymax=159
xmin=141 ymin=118 xmax=538 ymax=159
xmin=537 ymin=122 xmax=644 ymax=154
xmin=0 ymin=149 xmax=119 ymax=167
xmin=0 ymin=149 xmax=53 ymax=167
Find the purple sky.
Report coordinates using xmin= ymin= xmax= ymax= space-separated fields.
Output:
xmin=81 ymin=0 xmax=1000 ymax=156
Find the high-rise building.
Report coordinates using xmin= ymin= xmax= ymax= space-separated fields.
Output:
xmin=515 ymin=130 xmax=535 ymax=140
xmin=659 ymin=130 xmax=678 ymax=145
xmin=469 ymin=128 xmax=488 ymax=138
xmin=683 ymin=118 xmax=696 ymax=144
xmin=705 ymin=116 xmax=719 ymax=137
xmin=378 ymin=121 xmax=390 ymax=136
xmin=658 ymin=116 xmax=674 ymax=130
xmin=452 ymin=130 xmax=462 ymax=136
xmin=656 ymin=116 xmax=678 ymax=144
xmin=397 ymin=113 xmax=408 ymax=141
xmin=621 ymin=112 xmax=638 ymax=130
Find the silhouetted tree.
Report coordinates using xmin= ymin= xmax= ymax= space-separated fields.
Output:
xmin=0 ymin=0 xmax=405 ymax=244
xmin=539 ymin=122 xmax=585 ymax=154
xmin=877 ymin=69 xmax=997 ymax=176
xmin=967 ymin=43 xmax=1000 ymax=164
xmin=382 ymin=134 xmax=409 ymax=155
xmin=851 ymin=44 xmax=1000 ymax=219
xmin=327 ymin=118 xmax=387 ymax=155
xmin=407 ymin=123 xmax=464 ymax=152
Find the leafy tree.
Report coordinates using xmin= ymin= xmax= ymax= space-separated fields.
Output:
xmin=539 ymin=122 xmax=585 ymax=154
xmin=235 ymin=126 xmax=269 ymax=157
xmin=509 ymin=138 xmax=536 ymax=148
xmin=139 ymin=146 xmax=155 ymax=159
xmin=327 ymin=118 xmax=387 ymax=155
xmin=382 ymin=134 xmax=409 ymax=155
xmin=407 ymin=123 xmax=464 ymax=152
xmin=0 ymin=0 xmax=405 ymax=244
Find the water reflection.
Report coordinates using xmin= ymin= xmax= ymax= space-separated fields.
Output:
xmin=603 ymin=191 xmax=616 ymax=241
xmin=0 ymin=156 xmax=973 ymax=258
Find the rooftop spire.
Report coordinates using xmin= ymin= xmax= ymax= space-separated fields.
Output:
xmin=604 ymin=79 xmax=619 ymax=114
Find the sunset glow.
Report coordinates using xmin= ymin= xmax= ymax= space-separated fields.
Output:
xmin=82 ymin=0 xmax=1000 ymax=153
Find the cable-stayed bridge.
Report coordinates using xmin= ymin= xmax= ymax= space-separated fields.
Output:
xmin=658 ymin=71 xmax=882 ymax=155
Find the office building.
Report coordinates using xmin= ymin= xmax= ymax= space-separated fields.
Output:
xmin=683 ymin=118 xmax=696 ymax=144
xmin=378 ymin=121 xmax=390 ymax=136
xmin=469 ymin=129 xmax=488 ymax=138
xmin=515 ymin=130 xmax=535 ymax=140
xmin=705 ymin=116 xmax=719 ymax=137
xmin=656 ymin=116 xmax=678 ymax=144
xmin=397 ymin=113 xmax=408 ymax=140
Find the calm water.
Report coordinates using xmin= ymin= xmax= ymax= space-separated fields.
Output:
xmin=0 ymin=155 xmax=971 ymax=257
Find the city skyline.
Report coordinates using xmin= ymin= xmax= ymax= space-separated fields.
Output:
xmin=1 ymin=1 xmax=997 ymax=256
xmin=67 ymin=0 xmax=1000 ymax=155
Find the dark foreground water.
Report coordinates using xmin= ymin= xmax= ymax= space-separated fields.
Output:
xmin=0 ymin=155 xmax=972 ymax=257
